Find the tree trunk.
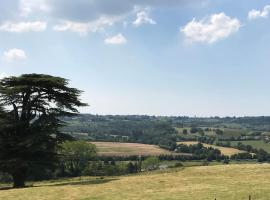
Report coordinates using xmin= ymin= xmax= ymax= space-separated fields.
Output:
xmin=12 ymin=171 xmax=26 ymax=188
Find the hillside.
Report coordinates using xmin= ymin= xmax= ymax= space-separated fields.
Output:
xmin=1 ymin=164 xmax=270 ymax=200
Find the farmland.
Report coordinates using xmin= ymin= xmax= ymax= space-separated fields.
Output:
xmin=1 ymin=164 xmax=270 ymax=200
xmin=177 ymin=141 xmax=244 ymax=156
xmin=91 ymin=142 xmax=181 ymax=156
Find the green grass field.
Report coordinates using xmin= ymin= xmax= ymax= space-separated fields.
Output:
xmin=1 ymin=164 xmax=270 ymax=200
xmin=231 ymin=140 xmax=270 ymax=153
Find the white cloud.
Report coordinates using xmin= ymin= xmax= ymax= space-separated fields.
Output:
xmin=53 ymin=16 xmax=121 ymax=35
xmin=0 ymin=21 xmax=47 ymax=33
xmin=248 ymin=5 xmax=270 ymax=20
xmin=181 ymin=13 xmax=240 ymax=44
xmin=133 ymin=9 xmax=156 ymax=27
xmin=104 ymin=33 xmax=127 ymax=45
xmin=3 ymin=49 xmax=27 ymax=62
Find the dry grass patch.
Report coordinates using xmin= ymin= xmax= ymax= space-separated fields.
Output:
xmin=91 ymin=142 xmax=184 ymax=156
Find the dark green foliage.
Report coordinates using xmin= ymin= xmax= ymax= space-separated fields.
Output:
xmin=142 ymin=156 xmax=160 ymax=171
xmin=175 ymin=143 xmax=227 ymax=161
xmin=198 ymin=136 xmax=215 ymax=144
xmin=59 ymin=141 xmax=97 ymax=177
xmin=63 ymin=116 xmax=177 ymax=146
xmin=0 ymin=74 xmax=87 ymax=187
xmin=190 ymin=127 xmax=199 ymax=134
xmin=126 ymin=162 xmax=139 ymax=173
xmin=158 ymin=138 xmax=177 ymax=151
xmin=215 ymin=129 xmax=223 ymax=135
xmin=230 ymin=153 xmax=254 ymax=160
xmin=223 ymin=159 xmax=230 ymax=164
xmin=82 ymin=161 xmax=139 ymax=176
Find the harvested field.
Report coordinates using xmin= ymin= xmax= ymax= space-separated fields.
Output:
xmin=91 ymin=142 xmax=185 ymax=156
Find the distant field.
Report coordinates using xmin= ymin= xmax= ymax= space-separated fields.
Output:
xmin=231 ymin=140 xmax=270 ymax=153
xmin=1 ymin=164 xmax=270 ymax=200
xmin=177 ymin=141 xmax=244 ymax=156
xmin=91 ymin=142 xmax=184 ymax=156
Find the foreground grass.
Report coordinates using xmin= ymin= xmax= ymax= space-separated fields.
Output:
xmin=1 ymin=164 xmax=270 ymax=200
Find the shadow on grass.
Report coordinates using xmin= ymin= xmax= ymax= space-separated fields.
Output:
xmin=46 ymin=178 xmax=118 ymax=187
xmin=0 ymin=185 xmax=33 ymax=191
xmin=0 ymin=178 xmax=118 ymax=190
xmin=0 ymin=186 xmax=13 ymax=191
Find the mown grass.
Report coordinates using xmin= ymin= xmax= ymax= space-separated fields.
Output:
xmin=1 ymin=164 xmax=270 ymax=200
xmin=177 ymin=141 xmax=244 ymax=156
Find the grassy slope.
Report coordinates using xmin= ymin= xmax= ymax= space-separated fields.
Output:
xmin=177 ymin=141 xmax=244 ymax=156
xmin=1 ymin=164 xmax=270 ymax=200
xmin=91 ymin=142 xmax=185 ymax=156
xmin=231 ymin=140 xmax=270 ymax=153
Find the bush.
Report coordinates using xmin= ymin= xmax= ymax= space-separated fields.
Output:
xmin=142 ymin=157 xmax=160 ymax=171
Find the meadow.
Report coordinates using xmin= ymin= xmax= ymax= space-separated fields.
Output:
xmin=1 ymin=164 xmax=270 ymax=200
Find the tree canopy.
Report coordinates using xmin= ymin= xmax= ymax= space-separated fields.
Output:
xmin=0 ymin=74 xmax=87 ymax=187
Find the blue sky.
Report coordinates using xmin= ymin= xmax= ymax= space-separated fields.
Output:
xmin=1 ymin=0 xmax=270 ymax=116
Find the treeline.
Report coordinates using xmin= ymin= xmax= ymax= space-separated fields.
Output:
xmin=62 ymin=115 xmax=270 ymax=138
xmin=205 ymin=141 xmax=270 ymax=162
xmin=233 ymin=142 xmax=270 ymax=162
xmin=175 ymin=143 xmax=228 ymax=161
xmin=63 ymin=115 xmax=178 ymax=149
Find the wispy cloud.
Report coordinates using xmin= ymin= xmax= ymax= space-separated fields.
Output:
xmin=133 ymin=8 xmax=156 ymax=27
xmin=104 ymin=33 xmax=127 ymax=45
xmin=53 ymin=16 xmax=121 ymax=35
xmin=248 ymin=5 xmax=270 ymax=20
xmin=0 ymin=21 xmax=47 ymax=33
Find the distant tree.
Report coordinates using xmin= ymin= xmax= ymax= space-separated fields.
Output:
xmin=142 ymin=157 xmax=159 ymax=171
xmin=215 ymin=129 xmax=223 ymax=135
xmin=60 ymin=141 xmax=97 ymax=176
xmin=190 ymin=127 xmax=198 ymax=134
xmin=199 ymin=129 xmax=205 ymax=136
xmin=126 ymin=162 xmax=138 ymax=174
xmin=0 ymin=74 xmax=87 ymax=187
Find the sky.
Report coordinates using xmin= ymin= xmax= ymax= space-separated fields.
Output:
xmin=0 ymin=0 xmax=270 ymax=117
